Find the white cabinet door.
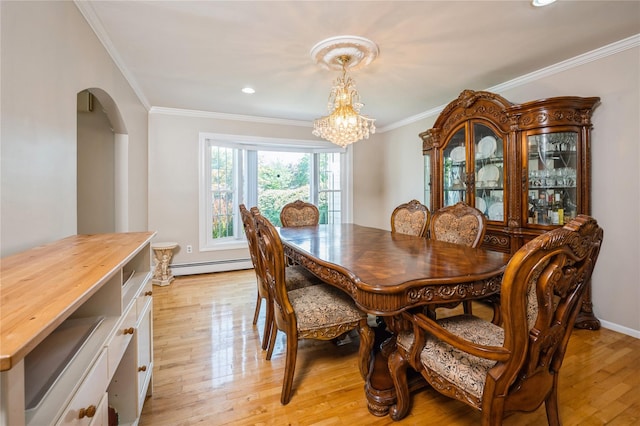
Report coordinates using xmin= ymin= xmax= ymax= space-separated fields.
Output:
xmin=136 ymin=299 xmax=153 ymax=415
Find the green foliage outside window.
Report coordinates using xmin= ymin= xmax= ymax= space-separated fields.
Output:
xmin=209 ymin=147 xmax=337 ymax=239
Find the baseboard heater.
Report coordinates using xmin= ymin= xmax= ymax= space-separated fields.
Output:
xmin=171 ymin=258 xmax=253 ymax=276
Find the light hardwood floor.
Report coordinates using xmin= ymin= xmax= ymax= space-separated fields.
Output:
xmin=140 ymin=270 xmax=640 ymax=426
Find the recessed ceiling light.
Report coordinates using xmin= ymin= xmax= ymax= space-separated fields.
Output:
xmin=532 ymin=0 xmax=557 ymax=6
xmin=242 ymin=87 xmax=255 ymax=94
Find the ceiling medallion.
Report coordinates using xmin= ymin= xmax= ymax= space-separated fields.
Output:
xmin=311 ymin=36 xmax=379 ymax=148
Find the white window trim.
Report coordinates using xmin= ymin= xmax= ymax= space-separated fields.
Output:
xmin=198 ymin=133 xmax=352 ymax=252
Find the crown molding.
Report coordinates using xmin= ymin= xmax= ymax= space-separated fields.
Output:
xmin=380 ymin=33 xmax=640 ymax=133
xmin=74 ymin=1 xmax=151 ymax=110
xmin=75 ymin=4 xmax=638 ymax=134
xmin=149 ymin=107 xmax=311 ymax=127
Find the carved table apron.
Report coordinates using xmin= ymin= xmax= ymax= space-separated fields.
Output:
xmin=277 ymin=224 xmax=510 ymax=417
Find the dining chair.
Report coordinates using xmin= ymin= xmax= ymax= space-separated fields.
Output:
xmin=428 ymin=201 xmax=488 ymax=318
xmin=251 ymin=207 xmax=374 ymax=405
xmin=390 ymin=199 xmax=430 ymax=237
xmin=279 ymin=200 xmax=320 ymax=227
xmin=239 ymin=204 xmax=323 ymax=352
xmin=388 ymin=215 xmax=603 ymax=425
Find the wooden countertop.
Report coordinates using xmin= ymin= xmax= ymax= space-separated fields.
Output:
xmin=0 ymin=232 xmax=156 ymax=371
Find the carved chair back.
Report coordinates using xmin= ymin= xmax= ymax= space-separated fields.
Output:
xmin=280 ymin=200 xmax=320 ymax=227
xmin=430 ymin=201 xmax=486 ymax=247
xmin=252 ymin=208 xmax=294 ymax=335
xmin=495 ymin=215 xmax=603 ymax=414
xmin=252 ymin=208 xmax=373 ymax=405
xmin=389 ymin=215 xmax=604 ymax=424
xmin=239 ymin=204 xmax=271 ymax=349
xmin=390 ymin=199 xmax=430 ymax=237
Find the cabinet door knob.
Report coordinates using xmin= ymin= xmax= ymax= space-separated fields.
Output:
xmin=123 ymin=327 xmax=135 ymax=335
xmin=138 ymin=365 xmax=147 ymax=372
xmin=145 ymin=291 xmax=153 ymax=296
xmin=78 ymin=405 xmax=97 ymax=419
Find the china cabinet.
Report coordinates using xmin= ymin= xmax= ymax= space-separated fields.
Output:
xmin=421 ymin=90 xmax=600 ymax=329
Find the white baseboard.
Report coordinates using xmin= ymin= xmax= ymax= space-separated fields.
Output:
xmin=599 ymin=319 xmax=640 ymax=339
xmin=171 ymin=259 xmax=253 ymax=276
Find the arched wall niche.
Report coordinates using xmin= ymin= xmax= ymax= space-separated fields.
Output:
xmin=77 ymin=88 xmax=130 ymax=234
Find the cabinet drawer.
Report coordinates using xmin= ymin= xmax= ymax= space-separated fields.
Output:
xmin=105 ymin=306 xmax=136 ymax=379
xmin=56 ymin=350 xmax=108 ymax=425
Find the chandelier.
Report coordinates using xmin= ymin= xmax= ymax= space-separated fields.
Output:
xmin=311 ymin=36 xmax=379 ymax=148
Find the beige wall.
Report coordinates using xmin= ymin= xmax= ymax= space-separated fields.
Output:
xmin=0 ymin=1 xmax=149 ymax=256
xmin=1 ymin=1 xmax=637 ymax=335
xmin=377 ymin=46 xmax=640 ymax=335
xmin=148 ymin=112 xmax=324 ymax=267
xmin=77 ymin=95 xmax=115 ymax=234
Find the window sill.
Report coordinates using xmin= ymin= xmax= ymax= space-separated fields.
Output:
xmin=200 ymin=241 xmax=248 ymax=252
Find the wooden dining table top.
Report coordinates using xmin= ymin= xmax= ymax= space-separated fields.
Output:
xmin=278 ymin=223 xmax=511 ymax=315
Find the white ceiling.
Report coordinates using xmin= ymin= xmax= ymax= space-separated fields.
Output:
xmin=76 ymin=1 xmax=640 ymax=130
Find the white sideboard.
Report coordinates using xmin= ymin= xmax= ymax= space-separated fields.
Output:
xmin=0 ymin=232 xmax=156 ymax=426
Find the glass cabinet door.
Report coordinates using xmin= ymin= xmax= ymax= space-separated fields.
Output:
xmin=473 ymin=123 xmax=505 ymax=222
xmin=526 ymin=131 xmax=578 ymax=226
xmin=442 ymin=127 xmax=466 ymax=207
xmin=424 ymin=154 xmax=431 ymax=211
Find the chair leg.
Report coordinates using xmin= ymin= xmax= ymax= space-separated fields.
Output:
xmin=252 ymin=293 xmax=262 ymax=325
xmin=280 ymin=333 xmax=298 ymax=405
xmin=265 ymin=315 xmax=278 ymax=361
xmin=388 ymin=349 xmax=410 ymax=421
xmin=357 ymin=319 xmax=374 ymax=380
xmin=261 ymin=298 xmax=274 ymax=351
xmin=463 ymin=300 xmax=473 ymax=315
xmin=545 ymin=377 xmax=561 ymax=426
xmin=491 ymin=300 xmax=502 ymax=325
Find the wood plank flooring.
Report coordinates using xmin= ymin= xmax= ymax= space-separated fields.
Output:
xmin=140 ymin=270 xmax=640 ymax=425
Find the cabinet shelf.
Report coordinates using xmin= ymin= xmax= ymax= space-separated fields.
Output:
xmin=25 ymin=315 xmax=119 ymax=425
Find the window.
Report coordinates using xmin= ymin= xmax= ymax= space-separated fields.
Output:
xmin=199 ymin=134 xmax=349 ymax=251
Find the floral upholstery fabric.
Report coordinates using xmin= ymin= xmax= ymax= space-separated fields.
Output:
xmin=281 ymin=206 xmax=318 ymax=227
xmin=526 ymin=276 xmax=539 ymax=331
xmin=431 ymin=213 xmax=480 ymax=247
xmin=288 ymin=284 xmax=366 ymax=333
xmin=419 ymin=316 xmax=504 ymax=400
xmin=396 ymin=330 xmax=415 ymax=352
xmin=285 ymin=265 xmax=322 ymax=291
xmin=394 ymin=209 xmax=429 ymax=236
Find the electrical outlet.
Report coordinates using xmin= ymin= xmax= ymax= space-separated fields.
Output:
xmin=186 ymin=245 xmax=193 ymax=253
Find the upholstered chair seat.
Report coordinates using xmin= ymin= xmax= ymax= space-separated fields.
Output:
xmin=388 ymin=215 xmax=603 ymax=425
xmin=399 ymin=315 xmax=504 ymax=402
xmin=285 ymin=265 xmax=322 ymax=291
xmin=288 ymin=284 xmax=367 ymax=337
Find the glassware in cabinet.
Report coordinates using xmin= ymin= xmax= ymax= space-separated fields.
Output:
xmin=442 ymin=127 xmax=466 ymax=207
xmin=525 ymin=131 xmax=579 ymax=226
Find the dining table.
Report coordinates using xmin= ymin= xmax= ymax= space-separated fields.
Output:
xmin=277 ymin=223 xmax=511 ymax=417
